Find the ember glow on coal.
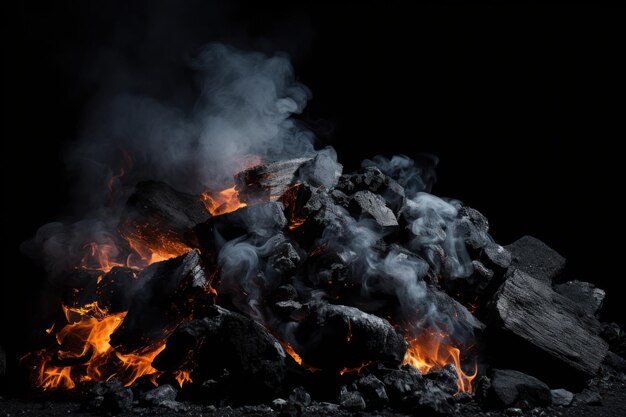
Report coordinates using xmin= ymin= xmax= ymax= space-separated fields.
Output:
xmin=23 ymin=43 xmax=486 ymax=399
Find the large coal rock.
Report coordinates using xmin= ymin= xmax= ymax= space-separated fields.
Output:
xmin=110 ymin=250 xmax=208 ymax=352
xmin=153 ymin=306 xmax=288 ymax=403
xmin=486 ymin=269 xmax=608 ymax=383
xmin=295 ymin=302 xmax=407 ymax=371
xmin=120 ymin=180 xmax=210 ymax=252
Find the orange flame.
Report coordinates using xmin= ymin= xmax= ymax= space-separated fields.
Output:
xmin=402 ymin=331 xmax=477 ymax=393
xmin=29 ymin=302 xmax=166 ymax=390
xmin=174 ymin=370 xmax=193 ymax=388
xmin=200 ymin=186 xmax=246 ymax=215
xmin=278 ymin=340 xmax=319 ymax=372
xmin=339 ymin=361 xmax=373 ymax=376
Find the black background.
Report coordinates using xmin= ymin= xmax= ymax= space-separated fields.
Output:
xmin=2 ymin=1 xmax=625 ymax=379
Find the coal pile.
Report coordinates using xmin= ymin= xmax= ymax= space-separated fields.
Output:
xmin=11 ymin=154 xmax=626 ymax=417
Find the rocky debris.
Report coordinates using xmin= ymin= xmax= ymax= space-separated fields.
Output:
xmin=87 ymin=379 xmax=133 ymax=412
xmin=487 ymin=269 xmax=608 ymax=381
xmin=295 ymin=302 xmax=407 ymax=370
xmin=487 ymin=369 xmax=551 ymax=409
xmin=555 ymin=281 xmax=605 ymax=316
xmin=505 ymin=235 xmax=566 ymax=282
xmin=550 ymin=388 xmax=574 ymax=406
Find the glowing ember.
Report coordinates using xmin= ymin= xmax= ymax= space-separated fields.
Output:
xmin=402 ymin=331 xmax=477 ymax=393
xmin=174 ymin=370 xmax=193 ymax=388
xmin=278 ymin=340 xmax=319 ymax=372
xmin=339 ymin=361 xmax=373 ymax=376
xmin=200 ymin=186 xmax=246 ymax=215
xmin=26 ymin=302 xmax=165 ymax=390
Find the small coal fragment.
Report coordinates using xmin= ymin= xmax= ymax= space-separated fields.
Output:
xmin=349 ymin=190 xmax=399 ymax=229
xmin=555 ymin=281 xmax=605 ymax=315
xmin=88 ymin=379 xmax=133 ymax=412
xmin=458 ymin=206 xmax=489 ymax=233
xmin=487 ymin=269 xmax=608 ymax=380
xmin=295 ymin=302 xmax=407 ymax=370
xmin=424 ymin=364 xmax=459 ymax=396
xmin=339 ymin=390 xmax=366 ymax=411
xmin=110 ymin=250 xmax=207 ymax=352
xmin=297 ymin=152 xmax=343 ymax=189
xmin=574 ymin=388 xmax=602 ymax=405
xmin=140 ymin=384 xmax=177 ymax=406
xmin=268 ymin=242 xmax=302 ymax=277
xmin=120 ymin=180 xmax=210 ymax=251
xmin=336 ymin=166 xmax=406 ymax=214
xmin=403 ymin=385 xmax=456 ymax=416
xmin=273 ymin=284 xmax=298 ymax=302
xmin=272 ymin=398 xmax=288 ymax=411
xmin=357 ymin=374 xmax=388 ymax=408
xmin=289 ymin=386 xmax=311 ymax=407
xmin=600 ymin=322 xmax=626 ymax=357
xmin=505 ymin=235 xmax=566 ymax=282
xmin=235 ymin=158 xmax=312 ymax=204
xmin=382 ymin=366 xmax=423 ymax=402
xmin=482 ymin=242 xmax=512 ymax=272
xmin=489 ymin=369 xmax=551 ymax=409
xmin=454 ymin=217 xmax=490 ymax=253
xmin=551 ymin=388 xmax=574 ymax=406
xmin=153 ymin=306 xmax=287 ymax=403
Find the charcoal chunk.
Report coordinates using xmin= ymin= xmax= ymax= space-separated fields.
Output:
xmin=339 ymin=390 xmax=366 ymax=411
xmin=336 ymin=166 xmax=406 ymax=214
xmin=487 ymin=269 xmax=608 ymax=380
xmin=505 ymin=235 xmax=565 ymax=282
xmin=273 ymin=284 xmax=298 ymax=302
xmin=357 ymin=374 xmax=388 ymax=407
xmin=551 ymin=388 xmax=574 ymax=406
xmin=268 ymin=242 xmax=301 ymax=276
xmin=288 ymin=386 xmax=311 ymax=407
xmin=349 ymin=190 xmax=399 ymax=228
xmin=382 ymin=367 xmax=423 ymax=402
xmin=235 ymin=158 xmax=312 ymax=204
xmin=140 ymin=384 xmax=178 ymax=406
xmin=153 ymin=306 xmax=287 ymax=403
xmin=110 ymin=250 xmax=207 ymax=352
xmin=458 ymin=206 xmax=489 ymax=233
xmin=489 ymin=369 xmax=551 ymax=409
xmin=295 ymin=302 xmax=407 ymax=370
xmin=574 ymin=388 xmax=602 ymax=405
xmin=297 ymin=152 xmax=343 ymax=189
xmin=555 ymin=281 xmax=605 ymax=315
xmin=120 ymin=180 xmax=210 ymax=253
xmin=600 ymin=322 xmax=626 ymax=358
xmin=403 ymin=385 xmax=456 ymax=416
xmin=482 ymin=242 xmax=512 ymax=271
xmin=88 ymin=379 xmax=133 ymax=412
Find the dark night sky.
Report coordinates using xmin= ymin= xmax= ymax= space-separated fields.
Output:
xmin=2 ymin=1 xmax=625 ymax=367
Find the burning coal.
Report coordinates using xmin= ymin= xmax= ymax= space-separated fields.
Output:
xmin=18 ymin=42 xmax=618 ymax=416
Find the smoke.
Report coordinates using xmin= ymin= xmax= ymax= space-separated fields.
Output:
xmin=26 ymin=43 xmax=330 ymax=278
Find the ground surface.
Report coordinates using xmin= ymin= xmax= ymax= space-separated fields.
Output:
xmin=1 ymin=387 xmax=625 ymax=417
